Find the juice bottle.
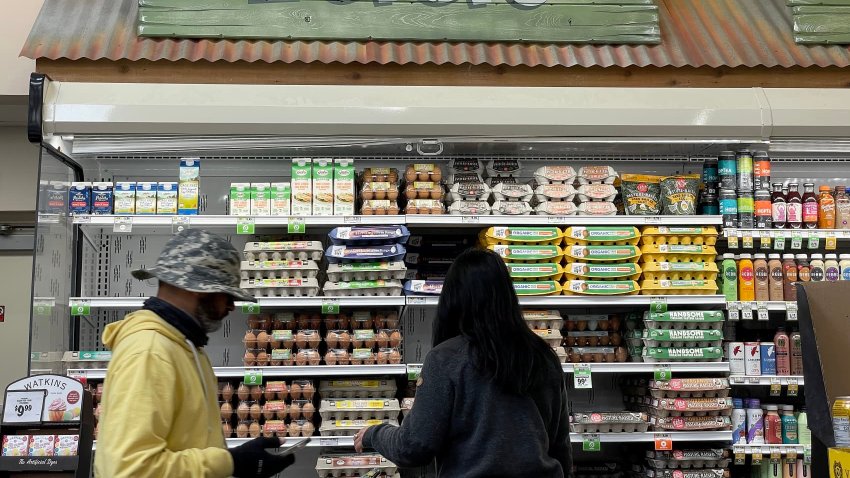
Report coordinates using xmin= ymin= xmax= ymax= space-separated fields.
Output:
xmin=809 ymin=254 xmax=824 ymax=282
xmin=781 ymin=405 xmax=798 ymax=444
xmin=802 ymin=183 xmax=818 ymax=229
xmin=835 ymin=186 xmax=850 ymax=229
xmin=771 ymin=182 xmax=787 ymax=229
xmin=738 ymin=254 xmax=755 ymax=302
xmin=841 ymin=254 xmax=850 ymax=281
xmin=769 ymin=253 xmax=784 ymax=301
xmin=797 ymin=408 xmax=811 ymax=445
xmin=826 ymin=253 xmax=840 ymax=282
xmin=782 ymin=254 xmax=798 ymax=301
xmin=796 ymin=254 xmax=811 ymax=284
xmin=790 ymin=330 xmax=803 ymax=376
xmin=787 ymin=183 xmax=803 ymax=229
xmin=721 ymin=253 xmax=738 ymax=301
xmin=832 ymin=397 xmax=850 ymax=447
xmin=775 ymin=327 xmax=791 ymax=376
xmin=764 ymin=405 xmax=782 ymax=444
xmin=754 ymin=254 xmax=770 ymax=302
xmin=819 ymin=185 xmax=835 ymax=229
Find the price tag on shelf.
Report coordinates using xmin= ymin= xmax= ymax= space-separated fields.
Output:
xmin=237 ymin=217 xmax=255 ymax=235
xmin=787 ymin=451 xmax=798 ymax=462
xmin=72 ymin=214 xmax=91 ymax=224
xmin=319 ymin=437 xmax=339 ymax=447
xmin=406 ymin=364 xmax=423 ymax=381
xmin=573 ymin=364 xmax=592 ymax=389
xmin=826 ymin=232 xmax=838 ymax=251
xmin=757 ymin=302 xmax=769 ymax=321
xmin=70 ymin=299 xmax=91 ymax=317
xmin=791 ymin=232 xmax=803 ymax=250
xmin=406 ymin=297 xmax=427 ymax=306
xmin=288 ymin=217 xmax=306 ymax=234
xmin=774 ymin=234 xmax=786 ymax=250
xmin=808 ymin=234 xmax=820 ymax=250
xmin=243 ymin=368 xmax=263 ymax=386
xmin=241 ymin=303 xmax=261 ymax=314
xmin=752 ymin=452 xmax=763 ymax=465
xmin=727 ymin=302 xmax=740 ymax=321
xmin=760 ymin=235 xmax=772 ymax=250
xmin=770 ymin=449 xmax=782 ymax=463
xmin=649 ymin=297 xmax=667 ymax=314
xmin=786 ymin=301 xmax=798 ymax=321
xmin=734 ymin=453 xmax=746 ymax=466
xmin=654 ymin=364 xmax=672 ymax=382
xmin=804 ymin=445 xmax=812 ymax=464
xmin=644 ymin=216 xmax=662 ymax=225
xmin=2 ymin=390 xmax=46 ymax=424
xmin=343 ymin=216 xmax=361 ymax=224
xmin=727 ymin=229 xmax=739 ymax=249
xmin=66 ymin=370 xmax=87 ymax=385
xmin=172 ymin=216 xmax=190 ymax=234
xmin=321 ymin=299 xmax=341 ymax=314
xmin=581 ymin=434 xmax=600 ymax=452
xmin=33 ymin=299 xmax=53 ymax=317
xmin=787 ymin=378 xmax=799 ymax=397
xmin=729 ymin=376 xmax=744 ymax=385
xmin=748 ymin=376 xmax=762 ymax=385
xmin=741 ymin=302 xmax=754 ymax=321
xmin=113 ymin=216 xmax=133 ymax=233
xmin=743 ymin=235 xmax=754 ymax=249
xmin=462 ymin=216 xmax=481 ymax=224
xmin=654 ymin=433 xmax=673 ymax=451
xmin=769 ymin=378 xmax=782 ymax=397
xmin=547 ymin=216 xmax=567 ymax=225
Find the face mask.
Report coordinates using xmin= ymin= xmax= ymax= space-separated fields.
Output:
xmin=196 ymin=299 xmax=224 ymax=333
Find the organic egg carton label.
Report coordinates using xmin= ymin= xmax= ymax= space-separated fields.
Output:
xmin=565 ymin=226 xmax=641 ymax=243
xmin=565 ymin=280 xmax=639 ymax=295
xmin=487 ymin=226 xmax=562 ymax=242
xmin=507 ymin=263 xmax=563 ymax=280
xmin=651 ymin=415 xmax=732 ymax=431
xmin=565 ymin=245 xmax=641 ymax=262
xmin=566 ymin=263 xmax=641 ymax=279
xmin=489 ymin=245 xmax=563 ymax=262
xmin=513 ymin=281 xmax=561 ymax=296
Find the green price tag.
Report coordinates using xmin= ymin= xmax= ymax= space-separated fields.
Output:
xmin=573 ymin=364 xmax=592 ymax=389
xmin=581 ymin=434 xmax=600 ymax=452
xmin=826 ymin=233 xmax=837 ymax=251
xmin=654 ymin=365 xmax=672 ymax=381
xmin=237 ymin=217 xmax=256 ymax=235
xmin=649 ymin=297 xmax=668 ymax=314
xmin=321 ymin=299 xmax=340 ymax=314
xmin=288 ymin=217 xmax=306 ymax=234
xmin=407 ymin=364 xmax=423 ymax=381
xmin=241 ymin=303 xmax=261 ymax=314
xmin=791 ymin=232 xmax=802 ymax=250
xmin=244 ymin=369 xmax=263 ymax=385
xmin=760 ymin=235 xmax=772 ymax=250
xmin=808 ymin=235 xmax=819 ymax=250
xmin=70 ymin=300 xmax=91 ymax=316
xmin=34 ymin=301 xmax=53 ymax=317
xmin=728 ymin=234 xmax=739 ymax=249
xmin=774 ymin=235 xmax=786 ymax=250
xmin=743 ymin=235 xmax=754 ymax=249
xmin=752 ymin=453 xmax=763 ymax=465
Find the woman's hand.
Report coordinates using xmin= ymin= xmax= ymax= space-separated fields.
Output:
xmin=353 ymin=427 xmax=370 ymax=453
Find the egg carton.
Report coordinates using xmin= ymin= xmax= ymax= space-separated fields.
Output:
xmin=347 ymin=311 xmax=401 ymax=330
xmin=534 ymin=184 xmax=577 ymax=203
xmin=294 ymin=349 xmax=322 ymax=366
xmin=403 ymin=279 xmax=443 ymax=295
xmin=645 ymin=450 xmax=730 ymax=469
xmin=244 ymin=241 xmax=324 ymax=262
xmin=326 ymin=245 xmax=406 ymax=264
xmin=513 ymin=280 xmax=562 ymax=296
xmin=577 ymin=202 xmax=618 ymax=216
xmin=639 ymin=280 xmax=718 ymax=296
xmin=563 ymin=280 xmax=640 ymax=296
xmin=360 ymin=182 xmax=400 ymax=202
xmin=648 ymin=398 xmax=733 ymax=418
xmin=240 ymin=260 xmax=320 ymax=280
xmin=488 ymin=176 xmax=518 ymax=187
xmin=507 ymin=263 xmax=564 ymax=281
xmin=641 ymin=329 xmax=723 ymax=348
xmin=316 ymin=453 xmax=398 ymax=478
xmin=448 ymin=200 xmax=492 ymax=215
xmin=554 ymin=346 xmax=568 ymax=363
xmin=563 ymin=227 xmax=641 ymax=246
xmin=626 ymin=330 xmax=645 ymax=348
xmin=534 ymin=165 xmax=577 ymax=185
xmin=488 ymin=244 xmax=564 ymax=263
xmin=326 ymin=261 xmax=407 ymax=282
xmin=447 ymin=182 xmax=491 ymax=203
xmin=648 ymin=379 xmax=730 ymax=399
xmin=639 ymin=226 xmax=718 ymax=245
xmin=533 ymin=329 xmax=563 ymax=347
xmin=319 ymin=379 xmax=397 ymax=399
xmin=319 ymin=399 xmax=402 ymax=421
xmin=319 ymin=418 xmax=400 ymax=436
xmin=523 ymin=310 xmax=564 ymax=330
xmin=491 ymin=201 xmax=534 ymax=215
xmin=642 ymin=347 xmax=723 ymax=362
xmin=566 ymin=346 xmax=629 ymax=363
xmin=639 ymin=244 xmax=718 ymax=263
xmin=322 ymin=280 xmax=404 ymax=298
xmin=404 ymin=199 xmax=445 ymax=215
xmin=535 ymin=201 xmax=578 ymax=216
xmin=640 ymin=262 xmax=719 ymax=282
xmin=564 ymin=263 xmax=642 ymax=281
xmin=404 ymin=163 xmax=443 ymax=183
xmin=570 ymin=412 xmax=649 ymax=433
xmin=286 ymin=419 xmax=317 ymax=438
xmin=482 ymin=226 xmax=564 ymax=246
xmin=240 ymin=278 xmax=320 ymax=297
xmin=565 ymin=314 xmax=622 ymax=332
xmin=447 ymin=172 xmax=484 ymax=185
xmin=328 ymin=226 xmax=410 ymax=246
xmin=360 ymin=200 xmax=401 ymax=216
xmin=486 ymin=159 xmax=522 ymax=176
xmin=577 ymin=166 xmax=618 ymax=185
xmin=448 ymin=158 xmax=484 ymax=174
xmin=564 ymin=245 xmax=641 ymax=263
xmin=577 ymin=184 xmax=618 ymax=202
xmin=565 ymin=331 xmax=623 ymax=347
xmin=651 ymin=415 xmax=732 ymax=431
xmin=403 ymin=182 xmax=444 ymax=202
xmin=642 ymin=311 xmax=724 ymax=331
xmin=361 ymin=168 xmax=400 ymax=183
xmin=644 ymin=469 xmax=728 ymax=478
xmin=491 ymin=183 xmax=534 ymax=202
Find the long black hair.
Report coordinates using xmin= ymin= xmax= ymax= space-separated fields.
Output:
xmin=433 ymin=248 xmax=563 ymax=395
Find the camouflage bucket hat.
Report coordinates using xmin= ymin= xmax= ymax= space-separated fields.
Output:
xmin=132 ymin=229 xmax=256 ymax=302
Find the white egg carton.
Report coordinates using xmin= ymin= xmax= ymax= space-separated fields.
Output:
xmin=534 ymin=184 xmax=577 ymax=203
xmin=491 ymin=183 xmax=534 ymax=202
xmin=648 ymin=379 xmax=730 ymax=399
xmin=651 ymin=415 xmax=732 ymax=431
xmin=645 ymin=450 xmax=731 ymax=470
xmin=491 ymin=200 xmax=533 ymax=215
xmin=570 ymin=412 xmax=649 ymax=433
xmin=326 ymin=262 xmax=407 ymax=282
xmin=533 ymin=329 xmax=563 ymax=347
xmin=577 ymin=184 xmax=618 ymax=202
xmin=447 ymin=172 xmax=485 ymax=185
xmin=319 ymin=399 xmax=401 ymax=421
xmin=319 ymin=419 xmax=400 ymax=437
xmin=577 ymin=202 xmax=618 ymax=216
xmin=244 ymin=241 xmax=324 ymax=262
xmin=534 ymin=165 xmax=577 ymax=185
xmin=322 ymin=280 xmax=404 ymax=297
xmin=648 ymin=397 xmax=733 ymax=418
xmin=319 ymin=379 xmax=398 ymax=399
xmin=554 ymin=346 xmax=567 ymax=363
xmin=239 ymin=278 xmax=320 ymax=297
xmin=645 ymin=469 xmax=727 ymax=478
xmin=448 ymin=200 xmax=492 ymax=215
xmin=577 ymin=166 xmax=618 ymax=185
xmin=522 ymin=309 xmax=564 ymax=330
xmin=240 ymin=260 xmax=320 ymax=280
xmin=535 ymin=201 xmax=578 ymax=216
xmin=316 ymin=454 xmax=398 ymax=478
xmin=446 ymin=182 xmax=491 ymax=203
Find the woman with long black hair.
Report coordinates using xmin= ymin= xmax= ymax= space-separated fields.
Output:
xmin=354 ymin=248 xmax=572 ymax=477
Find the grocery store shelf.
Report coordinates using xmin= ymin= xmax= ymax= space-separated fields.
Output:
xmin=93 ymin=437 xmax=353 ymax=451
xmin=729 ymin=375 xmax=804 ymax=386
xmin=408 ymin=295 xmax=727 ymax=307
xmin=406 ymin=215 xmax=722 ymax=227
xmin=68 ymin=296 xmax=406 ymax=309
xmin=563 ymin=362 xmax=730 ymax=373
xmin=569 ymin=432 xmax=730 ymax=443
xmin=72 ymin=214 xmax=401 ymax=227
xmin=68 ymin=364 xmax=407 ymax=380
xmin=732 ymin=444 xmax=807 ymax=455
xmin=722 ymin=228 xmax=850 ymax=239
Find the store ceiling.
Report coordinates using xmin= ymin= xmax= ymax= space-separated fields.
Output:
xmin=20 ymin=0 xmax=850 ymax=69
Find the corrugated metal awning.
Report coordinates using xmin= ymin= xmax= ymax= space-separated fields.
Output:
xmin=20 ymin=0 xmax=850 ymax=68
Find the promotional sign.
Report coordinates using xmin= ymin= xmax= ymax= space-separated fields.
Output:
xmin=6 ymin=375 xmax=84 ymax=423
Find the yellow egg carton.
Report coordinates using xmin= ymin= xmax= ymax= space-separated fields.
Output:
xmin=506 ymin=263 xmax=565 ymax=281
xmin=641 ymin=262 xmax=719 ymax=281
xmin=480 ymin=226 xmax=564 ymax=246
xmin=513 ymin=280 xmax=563 ymax=296
xmin=639 ymin=279 xmax=718 ymax=295
xmin=640 ymin=226 xmax=718 ymax=246
xmin=563 ymin=245 xmax=641 ymax=263
xmin=563 ymin=226 xmax=641 ymax=246
xmin=488 ymin=244 xmax=564 ymax=264
xmin=639 ymin=244 xmax=718 ymax=263
xmin=563 ymin=280 xmax=640 ymax=296
xmin=564 ymin=262 xmax=642 ymax=281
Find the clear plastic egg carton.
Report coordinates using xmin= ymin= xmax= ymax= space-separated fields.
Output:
xmin=507 ymin=263 xmax=564 ymax=281
xmin=328 ymin=226 xmax=410 ymax=246
xmin=564 ymin=314 xmax=622 ymax=332
xmin=523 ymin=310 xmax=564 ymax=330
xmin=577 ymin=184 xmax=618 ymax=202
xmin=319 ymin=418 xmax=400 ymax=436
xmin=491 ymin=182 xmax=534 ymax=202
xmin=319 ymin=379 xmax=398 ymax=399
xmin=564 ymin=245 xmax=641 ymax=263
xmin=649 ymin=398 xmax=733 ymax=418
xmin=535 ymin=201 xmax=578 ymax=216
xmin=447 ymin=182 xmax=491 ymax=203
xmin=534 ymin=183 xmax=577 ymax=203
xmin=570 ymin=412 xmax=649 ymax=433
xmin=645 ymin=449 xmax=731 ymax=470
xmin=642 ymin=346 xmax=723 ymax=363
xmin=240 ymin=278 xmax=320 ymax=297
xmin=639 ymin=280 xmax=718 ymax=296
xmin=316 ymin=454 xmax=398 ymax=478
xmin=564 ymin=263 xmax=642 ymax=281
xmin=639 ymin=227 xmax=719 ymax=246
xmin=326 ymin=261 xmax=407 ymax=282
xmin=577 ymin=202 xmax=618 ymax=216
xmin=448 ymin=200 xmax=492 ymax=215
xmin=322 ymin=280 xmax=404 ymax=297
xmin=326 ymin=245 xmax=406 ymax=264
xmin=642 ymin=311 xmax=724 ymax=331
xmin=651 ymin=415 xmax=732 ymax=431
xmin=319 ymin=399 xmax=401 ymax=421
xmin=644 ymin=469 xmax=728 ymax=478
xmin=566 ymin=347 xmax=628 ymax=363
xmin=639 ymin=244 xmax=718 ymax=263
xmin=563 ymin=227 xmax=642 ymax=246
xmin=491 ymin=201 xmax=533 ymax=215
xmin=533 ymin=329 xmax=563 ymax=347
xmin=240 ymin=260 xmax=320 ymax=280
xmin=244 ymin=241 xmax=324 ymax=262
xmin=641 ymin=329 xmax=723 ymax=349
xmin=640 ymin=262 xmax=719 ymax=282
xmin=577 ymin=166 xmax=618 ymax=185
xmin=534 ymin=165 xmax=577 ymax=185
xmin=648 ymin=378 xmax=730 ymax=399
xmin=481 ymin=226 xmax=564 ymax=246
xmin=488 ymin=244 xmax=564 ymax=264
xmin=565 ymin=331 xmax=623 ymax=347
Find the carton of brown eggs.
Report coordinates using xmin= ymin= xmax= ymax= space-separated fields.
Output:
xmin=315 ymin=453 xmax=398 ymax=478
xmin=569 ymin=412 xmax=649 ymax=433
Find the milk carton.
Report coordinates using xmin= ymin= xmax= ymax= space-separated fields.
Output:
xmin=251 ymin=183 xmax=271 ymax=216
xmin=229 ymin=183 xmax=251 ymax=216
xmin=334 ymin=158 xmax=356 ymax=215
xmin=113 ymin=182 xmax=136 ymax=214
xmin=744 ymin=342 xmax=761 ymax=376
xmin=68 ymin=182 xmax=91 ymax=215
xmin=91 ymin=182 xmax=114 ymax=215
xmin=178 ymin=159 xmax=200 ymax=215
xmin=313 ymin=158 xmax=334 ymax=216
xmin=291 ymin=158 xmax=313 ymax=216
xmin=135 ymin=182 xmax=158 ymax=215
xmin=45 ymin=181 xmax=68 ymax=214
xmin=157 ymin=182 xmax=178 ymax=215
xmin=270 ymin=182 xmax=291 ymax=216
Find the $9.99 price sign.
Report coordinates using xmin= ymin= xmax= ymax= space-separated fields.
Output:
xmin=3 ymin=390 xmax=46 ymax=423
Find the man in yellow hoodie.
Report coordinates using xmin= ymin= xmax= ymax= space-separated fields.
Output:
xmin=95 ymin=229 xmax=294 ymax=478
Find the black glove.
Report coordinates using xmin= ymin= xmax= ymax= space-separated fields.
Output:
xmin=228 ymin=437 xmax=295 ymax=478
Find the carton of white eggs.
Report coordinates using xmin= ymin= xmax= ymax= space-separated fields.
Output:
xmin=244 ymin=241 xmax=324 ymax=262
xmin=315 ymin=453 xmax=398 ymax=478
xmin=240 ymin=260 xmax=320 ymax=280
xmin=319 ymin=399 xmax=401 ymax=421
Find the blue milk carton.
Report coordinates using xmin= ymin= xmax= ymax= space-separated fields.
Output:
xmin=68 ymin=182 xmax=92 ymax=215
xmin=91 ymin=182 xmax=114 ymax=215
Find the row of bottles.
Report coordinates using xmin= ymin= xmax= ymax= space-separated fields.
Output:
xmin=767 ymin=183 xmax=850 ymax=230
xmin=733 ymin=399 xmax=809 ymax=445
xmin=720 ymin=253 xmax=850 ymax=302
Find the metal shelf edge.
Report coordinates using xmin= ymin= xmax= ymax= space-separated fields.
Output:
xmin=562 ymin=362 xmax=730 ymax=373
xmin=68 ymin=365 xmax=408 ymax=380
xmin=569 ymin=431 xmax=730 ymax=443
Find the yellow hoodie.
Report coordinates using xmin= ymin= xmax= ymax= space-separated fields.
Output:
xmin=94 ymin=309 xmax=234 ymax=478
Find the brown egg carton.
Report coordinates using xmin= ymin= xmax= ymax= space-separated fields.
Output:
xmin=646 ymin=469 xmax=729 ymax=478
xmin=645 ymin=449 xmax=730 ymax=470
xmin=648 ymin=397 xmax=733 ymax=418
xmin=360 ymin=200 xmax=401 ymax=215
xmin=569 ymin=412 xmax=649 ymax=433
xmin=319 ymin=379 xmax=398 ymax=399
xmin=651 ymin=415 xmax=732 ymax=431
xmin=648 ymin=379 xmax=730 ymax=399
xmin=404 ymin=199 xmax=445 ymax=215
xmin=360 ymin=182 xmax=400 ymax=201
xmin=315 ymin=453 xmax=398 ymax=478
xmin=564 ymin=331 xmax=623 ymax=347
xmin=566 ymin=346 xmax=628 ymax=363
xmin=404 ymin=181 xmax=444 ymax=200
xmin=404 ymin=163 xmax=443 ymax=183
xmin=319 ymin=399 xmax=402 ymax=421
xmin=361 ymin=168 xmax=400 ymax=183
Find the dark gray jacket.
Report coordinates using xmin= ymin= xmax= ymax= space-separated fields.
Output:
xmin=364 ymin=335 xmax=572 ymax=477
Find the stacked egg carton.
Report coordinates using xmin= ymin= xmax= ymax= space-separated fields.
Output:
xmin=323 ymin=310 xmax=403 ymax=366
xmin=641 ymin=449 xmax=731 ymax=478
xmin=446 ymin=159 xmax=491 ymax=215
xmin=219 ymin=379 xmax=317 ymax=439
xmin=533 ymin=166 xmax=578 ymax=216
xmin=323 ymin=226 xmax=408 ymax=297
xmin=317 ymin=379 xmax=399 ymax=437
xmin=570 ymin=412 xmax=649 ymax=434
xmin=403 ymin=163 xmax=445 ymax=215
xmin=623 ymin=312 xmax=646 ymax=362
xmin=482 ymin=226 xmax=564 ymax=296
xmin=360 ymin=168 xmax=401 ymax=215
xmin=487 ymin=159 xmax=536 ymax=216
xmin=523 ymin=310 xmax=567 ymax=363
xmin=573 ymin=462 xmax=628 ymax=478
xmin=315 ymin=453 xmax=399 ymax=478
xmin=562 ymin=226 xmax=642 ymax=297
xmin=564 ymin=314 xmax=628 ymax=363
xmin=640 ymin=310 xmax=724 ymax=363
xmin=243 ymin=313 xmax=326 ymax=367
xmin=241 ymin=241 xmax=322 ymax=297
xmin=575 ymin=166 xmax=619 ymax=216
xmin=638 ymin=227 xmax=719 ymax=296
xmin=403 ymin=233 xmax=475 ymax=282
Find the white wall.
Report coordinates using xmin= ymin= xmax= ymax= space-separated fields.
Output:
xmin=0 ymin=0 xmax=43 ymax=96
xmin=0 ymin=126 xmax=39 ymax=212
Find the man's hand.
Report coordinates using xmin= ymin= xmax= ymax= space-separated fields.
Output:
xmin=228 ymin=437 xmax=295 ymax=478
xmin=353 ymin=427 xmax=370 ymax=453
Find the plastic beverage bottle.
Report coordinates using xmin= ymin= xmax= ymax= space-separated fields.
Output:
xmin=783 ymin=461 xmax=795 ymax=478
xmin=747 ymin=398 xmax=765 ymax=444
xmin=782 ymin=254 xmax=798 ymax=301
xmin=819 ymin=185 xmax=835 ymax=229
xmin=775 ymin=327 xmax=791 ymax=376
xmin=809 ymin=254 xmax=824 ymax=282
xmin=739 ymin=254 xmax=756 ymax=302
xmin=797 ymin=459 xmax=811 ymax=478
xmin=754 ymin=254 xmax=770 ymax=301
xmin=841 ymin=254 xmax=850 ymax=281
xmin=732 ymin=398 xmax=747 ymax=444
xmin=769 ymin=254 xmax=784 ymax=301
xmin=787 ymin=183 xmax=803 ymax=229
xmin=802 ymin=183 xmax=818 ymax=229
xmin=772 ymin=182 xmax=787 ymax=229
xmin=835 ymin=186 xmax=850 ymax=229
xmin=781 ymin=405 xmax=798 ymax=444
xmin=721 ymin=253 xmax=738 ymax=301
xmin=790 ymin=330 xmax=803 ymax=376
xmin=826 ymin=254 xmax=840 ymax=282
xmin=764 ymin=405 xmax=782 ymax=444
xmin=797 ymin=408 xmax=811 ymax=445
xmin=796 ymin=254 xmax=811 ymax=285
